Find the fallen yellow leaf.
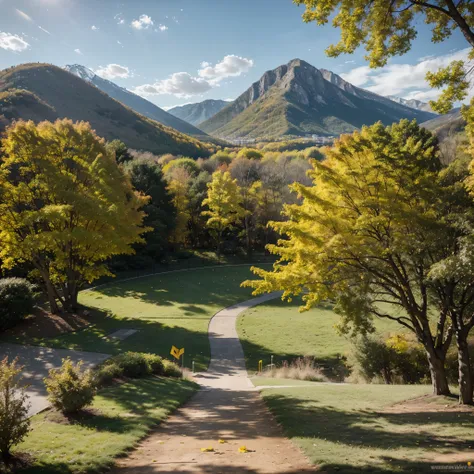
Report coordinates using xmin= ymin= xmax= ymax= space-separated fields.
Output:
xmin=238 ymin=446 xmax=248 ymax=453
xmin=201 ymin=447 xmax=214 ymax=452
xmin=218 ymin=439 xmax=226 ymax=444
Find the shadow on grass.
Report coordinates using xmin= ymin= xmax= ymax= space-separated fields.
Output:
xmin=263 ymin=391 xmax=474 ymax=473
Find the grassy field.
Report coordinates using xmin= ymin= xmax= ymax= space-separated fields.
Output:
xmin=3 ymin=265 xmax=260 ymax=371
xmin=257 ymin=381 xmax=473 ymax=473
xmin=16 ymin=376 xmax=197 ymax=473
xmin=237 ymin=298 xmax=402 ymax=376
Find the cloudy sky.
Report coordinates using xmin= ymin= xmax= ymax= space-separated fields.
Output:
xmin=0 ymin=0 xmax=469 ymax=109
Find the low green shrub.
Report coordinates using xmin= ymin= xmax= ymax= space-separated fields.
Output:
xmin=0 ymin=278 xmax=36 ymax=331
xmin=111 ymin=352 xmax=151 ymax=378
xmin=163 ymin=359 xmax=182 ymax=378
xmin=94 ymin=362 xmax=122 ymax=386
xmin=45 ymin=358 xmax=96 ymax=414
xmin=0 ymin=357 xmax=30 ymax=460
xmin=143 ymin=353 xmax=164 ymax=375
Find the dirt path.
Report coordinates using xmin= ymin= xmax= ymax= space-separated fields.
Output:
xmin=111 ymin=293 xmax=316 ymax=474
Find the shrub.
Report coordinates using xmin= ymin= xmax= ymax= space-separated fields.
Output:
xmin=0 ymin=358 xmax=30 ymax=460
xmin=45 ymin=358 xmax=96 ymax=414
xmin=94 ymin=362 xmax=122 ymax=387
xmin=163 ymin=359 xmax=182 ymax=378
xmin=0 ymin=278 xmax=36 ymax=331
xmin=143 ymin=354 xmax=164 ymax=375
xmin=263 ymin=357 xmax=327 ymax=382
xmin=109 ymin=352 xmax=151 ymax=378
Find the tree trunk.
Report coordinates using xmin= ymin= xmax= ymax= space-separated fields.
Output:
xmin=44 ymin=278 xmax=60 ymax=314
xmin=456 ymin=333 xmax=473 ymax=405
xmin=426 ymin=348 xmax=451 ymax=396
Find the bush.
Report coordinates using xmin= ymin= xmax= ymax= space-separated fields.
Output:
xmin=110 ymin=352 xmax=151 ymax=378
xmin=0 ymin=357 xmax=30 ymax=460
xmin=94 ymin=362 xmax=122 ymax=386
xmin=263 ymin=357 xmax=327 ymax=382
xmin=163 ymin=359 xmax=182 ymax=378
xmin=0 ymin=278 xmax=36 ymax=331
xmin=45 ymin=358 xmax=96 ymax=414
xmin=351 ymin=334 xmax=430 ymax=384
xmin=143 ymin=353 xmax=164 ymax=375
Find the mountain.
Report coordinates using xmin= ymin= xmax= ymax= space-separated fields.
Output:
xmin=387 ymin=95 xmax=436 ymax=114
xmin=64 ymin=64 xmax=207 ymax=138
xmin=200 ymin=59 xmax=436 ymax=139
xmin=421 ymin=108 xmax=465 ymax=141
xmin=0 ymin=63 xmax=212 ymax=157
xmin=168 ymin=100 xmax=230 ymax=126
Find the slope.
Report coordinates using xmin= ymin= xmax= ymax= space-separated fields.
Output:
xmin=168 ymin=99 xmax=230 ymax=126
xmin=0 ymin=63 xmax=212 ymax=157
xmin=200 ymin=59 xmax=436 ymax=139
xmin=64 ymin=64 xmax=207 ymax=138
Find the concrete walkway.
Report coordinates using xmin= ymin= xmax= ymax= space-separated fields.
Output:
xmin=111 ymin=292 xmax=316 ymax=474
xmin=0 ymin=343 xmax=110 ymax=417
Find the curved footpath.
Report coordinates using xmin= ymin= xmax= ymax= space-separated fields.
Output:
xmin=112 ymin=292 xmax=316 ymax=473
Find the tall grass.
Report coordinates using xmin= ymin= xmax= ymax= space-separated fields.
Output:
xmin=262 ymin=357 xmax=327 ymax=382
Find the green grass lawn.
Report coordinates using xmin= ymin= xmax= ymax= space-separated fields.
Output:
xmin=259 ymin=383 xmax=473 ymax=473
xmin=4 ymin=265 xmax=261 ymax=371
xmin=15 ymin=376 xmax=197 ymax=474
xmin=237 ymin=298 xmax=404 ymax=377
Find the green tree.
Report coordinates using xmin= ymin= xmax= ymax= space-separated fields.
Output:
xmin=244 ymin=120 xmax=468 ymax=398
xmin=0 ymin=119 xmax=149 ymax=313
xmin=167 ymin=167 xmax=192 ymax=247
xmin=294 ymin=0 xmax=474 ymax=113
xmin=107 ymin=139 xmax=133 ymax=164
xmin=202 ymin=171 xmax=246 ymax=257
xmin=127 ymin=162 xmax=176 ymax=262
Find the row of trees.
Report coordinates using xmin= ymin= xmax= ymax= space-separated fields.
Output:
xmin=0 ymin=119 xmax=315 ymax=313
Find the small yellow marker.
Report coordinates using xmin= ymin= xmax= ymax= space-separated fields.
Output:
xmin=201 ymin=447 xmax=214 ymax=452
xmin=218 ymin=439 xmax=226 ymax=444
xmin=238 ymin=446 xmax=248 ymax=453
xmin=468 ymin=462 xmax=472 ymax=467
xmin=258 ymin=360 xmax=263 ymax=372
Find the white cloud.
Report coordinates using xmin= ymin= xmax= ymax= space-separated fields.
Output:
xmin=114 ymin=13 xmax=125 ymax=25
xmin=16 ymin=9 xmax=33 ymax=22
xmin=341 ymin=48 xmax=472 ymax=101
xmin=91 ymin=25 xmax=98 ymax=31
xmin=95 ymin=63 xmax=130 ymax=80
xmin=0 ymin=32 xmax=30 ymax=52
xmin=198 ymin=55 xmax=254 ymax=82
xmin=74 ymin=48 xmax=83 ymax=55
xmin=133 ymin=72 xmax=212 ymax=98
xmin=131 ymin=14 xmax=153 ymax=30
xmin=158 ymin=24 xmax=168 ymax=32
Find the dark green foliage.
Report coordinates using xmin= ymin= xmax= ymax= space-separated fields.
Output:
xmin=162 ymin=359 xmax=183 ymax=378
xmin=143 ymin=353 xmax=165 ymax=375
xmin=0 ymin=278 xmax=36 ymax=331
xmin=94 ymin=362 xmax=123 ymax=387
xmin=110 ymin=352 xmax=151 ymax=378
xmin=108 ymin=139 xmax=133 ymax=164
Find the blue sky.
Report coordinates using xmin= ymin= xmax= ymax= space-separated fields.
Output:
xmin=0 ymin=0 xmax=469 ymax=109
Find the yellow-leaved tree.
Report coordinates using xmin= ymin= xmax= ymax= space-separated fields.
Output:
xmin=202 ymin=170 xmax=246 ymax=258
xmin=244 ymin=119 xmax=474 ymax=403
xmin=0 ymin=119 xmax=149 ymax=313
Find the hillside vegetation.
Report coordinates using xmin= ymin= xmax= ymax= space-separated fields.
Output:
xmin=0 ymin=63 xmax=213 ymax=157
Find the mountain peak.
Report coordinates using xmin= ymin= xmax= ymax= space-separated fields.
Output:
xmin=64 ymin=64 xmax=96 ymax=82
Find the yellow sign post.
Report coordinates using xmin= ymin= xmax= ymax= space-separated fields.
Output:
xmin=258 ymin=360 xmax=263 ymax=373
xmin=170 ymin=346 xmax=185 ymax=369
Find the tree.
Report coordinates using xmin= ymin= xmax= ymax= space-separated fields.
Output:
xmin=294 ymin=0 xmax=474 ymax=113
xmin=107 ymin=139 xmax=133 ymax=164
xmin=202 ymin=171 xmax=246 ymax=257
xmin=0 ymin=358 xmax=30 ymax=461
xmin=167 ymin=167 xmax=192 ymax=247
xmin=0 ymin=119 xmax=149 ymax=313
xmin=127 ymin=162 xmax=176 ymax=262
xmin=244 ymin=120 xmax=463 ymax=397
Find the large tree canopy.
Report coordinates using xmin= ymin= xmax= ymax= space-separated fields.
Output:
xmin=0 ymin=119 xmax=149 ymax=312
xmin=294 ymin=0 xmax=474 ymax=113
xmin=244 ymin=119 xmax=474 ymax=401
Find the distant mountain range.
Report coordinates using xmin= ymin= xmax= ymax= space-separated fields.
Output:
xmin=0 ymin=63 xmax=212 ymax=157
xmin=64 ymin=64 xmax=207 ymax=138
xmin=200 ymin=59 xmax=436 ymax=139
xmin=168 ymin=100 xmax=230 ymax=126
xmin=387 ymin=95 xmax=436 ymax=114
xmin=421 ymin=108 xmax=465 ymax=141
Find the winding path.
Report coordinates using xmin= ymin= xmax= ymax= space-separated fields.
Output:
xmin=111 ymin=292 xmax=316 ymax=474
